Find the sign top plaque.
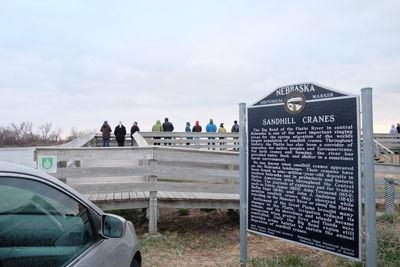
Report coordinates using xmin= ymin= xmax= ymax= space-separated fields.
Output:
xmin=252 ymin=83 xmax=349 ymax=107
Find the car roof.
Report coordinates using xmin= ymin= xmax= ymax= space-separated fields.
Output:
xmin=0 ymin=161 xmax=104 ymax=215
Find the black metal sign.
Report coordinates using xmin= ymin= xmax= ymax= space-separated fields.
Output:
xmin=247 ymin=83 xmax=361 ymax=260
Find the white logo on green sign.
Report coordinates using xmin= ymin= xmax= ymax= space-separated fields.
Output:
xmin=41 ymin=157 xmax=54 ymax=170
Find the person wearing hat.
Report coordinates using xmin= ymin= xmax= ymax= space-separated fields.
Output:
xmin=185 ymin=122 xmax=192 ymax=145
xmin=100 ymin=120 xmax=112 ymax=147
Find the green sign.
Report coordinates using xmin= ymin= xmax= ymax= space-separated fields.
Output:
xmin=41 ymin=157 xmax=53 ymax=170
xmin=38 ymin=155 xmax=57 ymax=173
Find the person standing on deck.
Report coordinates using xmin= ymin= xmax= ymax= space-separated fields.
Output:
xmin=152 ymin=120 xmax=163 ymax=145
xmin=130 ymin=122 xmax=140 ymax=146
xmin=218 ymin=122 xmax=227 ymax=150
xmin=100 ymin=121 xmax=112 ymax=147
xmin=206 ymin=119 xmax=217 ymax=150
xmin=185 ymin=122 xmax=192 ymax=146
xmin=231 ymin=120 xmax=239 ymax=150
xmin=192 ymin=121 xmax=202 ymax=146
xmin=390 ymin=124 xmax=398 ymax=144
xmin=114 ymin=121 xmax=127 ymax=146
xmin=397 ymin=123 xmax=400 ymax=133
xmin=162 ymin=118 xmax=174 ymax=145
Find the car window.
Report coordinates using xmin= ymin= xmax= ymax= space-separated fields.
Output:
xmin=0 ymin=177 xmax=101 ymax=267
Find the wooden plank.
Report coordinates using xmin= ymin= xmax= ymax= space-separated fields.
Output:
xmin=114 ymin=192 xmax=122 ymax=201
xmin=191 ymin=192 xmax=208 ymax=199
xmin=122 ymin=192 xmax=130 ymax=200
xmin=98 ymin=200 xmax=149 ymax=210
xmin=106 ymin=193 xmax=114 ymax=201
xmin=171 ymin=192 xmax=179 ymax=199
xmin=157 ymin=166 xmax=239 ymax=183
xmin=97 ymin=193 xmax=107 ymax=201
xmin=157 ymin=191 xmax=167 ymax=199
xmin=89 ymin=194 xmax=99 ymax=201
xmin=136 ymin=191 xmax=146 ymax=199
xmin=176 ymin=192 xmax=191 ymax=199
xmin=139 ymin=132 xmax=239 ymax=138
xmin=129 ymin=191 xmax=138 ymax=199
xmin=163 ymin=191 xmax=176 ymax=199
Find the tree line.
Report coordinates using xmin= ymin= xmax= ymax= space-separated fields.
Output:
xmin=0 ymin=121 xmax=91 ymax=146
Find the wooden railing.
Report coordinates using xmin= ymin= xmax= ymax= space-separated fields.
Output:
xmin=35 ymin=146 xmax=239 ymax=234
xmin=374 ymin=139 xmax=396 ymax=164
xmin=373 ymin=133 xmax=400 ymax=150
xmin=94 ymin=132 xmax=240 ymax=150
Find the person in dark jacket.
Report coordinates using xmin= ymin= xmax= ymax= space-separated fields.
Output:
xmin=162 ymin=118 xmax=174 ymax=132
xmin=162 ymin=118 xmax=174 ymax=145
xmin=100 ymin=121 xmax=112 ymax=147
xmin=114 ymin=121 xmax=127 ymax=147
xmin=130 ymin=122 xmax=140 ymax=146
xmin=231 ymin=120 xmax=239 ymax=150
xmin=231 ymin=120 xmax=239 ymax=133
xmin=192 ymin=121 xmax=202 ymax=146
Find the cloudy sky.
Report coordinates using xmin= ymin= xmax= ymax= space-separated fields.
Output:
xmin=1 ymin=0 xmax=399 ymax=135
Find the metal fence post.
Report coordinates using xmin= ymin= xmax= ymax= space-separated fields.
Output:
xmin=239 ymin=103 xmax=248 ymax=265
xmin=361 ymin=88 xmax=377 ymax=267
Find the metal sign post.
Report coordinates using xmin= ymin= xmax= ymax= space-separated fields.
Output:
xmin=361 ymin=88 xmax=377 ymax=267
xmin=239 ymin=103 xmax=248 ymax=264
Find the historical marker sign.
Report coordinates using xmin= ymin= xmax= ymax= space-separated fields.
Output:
xmin=247 ymin=83 xmax=361 ymax=260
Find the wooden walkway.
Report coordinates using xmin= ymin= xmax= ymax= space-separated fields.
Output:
xmin=82 ymin=191 xmax=240 ymax=211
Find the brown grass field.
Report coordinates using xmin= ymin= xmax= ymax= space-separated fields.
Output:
xmin=114 ymin=205 xmax=400 ymax=267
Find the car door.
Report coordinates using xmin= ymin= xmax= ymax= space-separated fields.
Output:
xmin=0 ymin=174 xmax=105 ymax=267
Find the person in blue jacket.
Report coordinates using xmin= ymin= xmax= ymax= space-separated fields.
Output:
xmin=206 ymin=119 xmax=217 ymax=149
xmin=185 ymin=122 xmax=192 ymax=145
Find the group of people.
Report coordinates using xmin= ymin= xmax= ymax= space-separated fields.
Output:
xmin=99 ymin=118 xmax=240 ymax=148
xmin=100 ymin=121 xmax=140 ymax=147
xmin=151 ymin=118 xmax=239 ymax=134
xmin=389 ymin=123 xmax=400 ymax=134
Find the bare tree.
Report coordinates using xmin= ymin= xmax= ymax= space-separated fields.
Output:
xmin=0 ymin=126 xmax=16 ymax=145
xmin=24 ymin=121 xmax=35 ymax=142
xmin=39 ymin=122 xmax=52 ymax=143
xmin=10 ymin=122 xmax=25 ymax=144
xmin=49 ymin=127 xmax=63 ymax=143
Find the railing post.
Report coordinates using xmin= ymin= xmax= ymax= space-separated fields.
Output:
xmin=147 ymin=158 xmax=158 ymax=235
xmin=362 ymin=87 xmax=377 ymax=267
xmin=149 ymin=190 xmax=158 ymax=235
xmin=239 ymin=103 xmax=248 ymax=265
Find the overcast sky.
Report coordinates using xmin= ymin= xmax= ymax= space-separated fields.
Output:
xmin=1 ymin=0 xmax=399 ymax=135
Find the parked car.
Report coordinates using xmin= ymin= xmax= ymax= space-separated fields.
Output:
xmin=0 ymin=161 xmax=141 ymax=267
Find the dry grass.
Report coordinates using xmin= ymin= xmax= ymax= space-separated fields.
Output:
xmin=112 ymin=206 xmax=400 ymax=266
xmin=134 ymin=209 xmax=334 ymax=267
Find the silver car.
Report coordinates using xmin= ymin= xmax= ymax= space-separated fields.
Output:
xmin=0 ymin=161 xmax=141 ymax=267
